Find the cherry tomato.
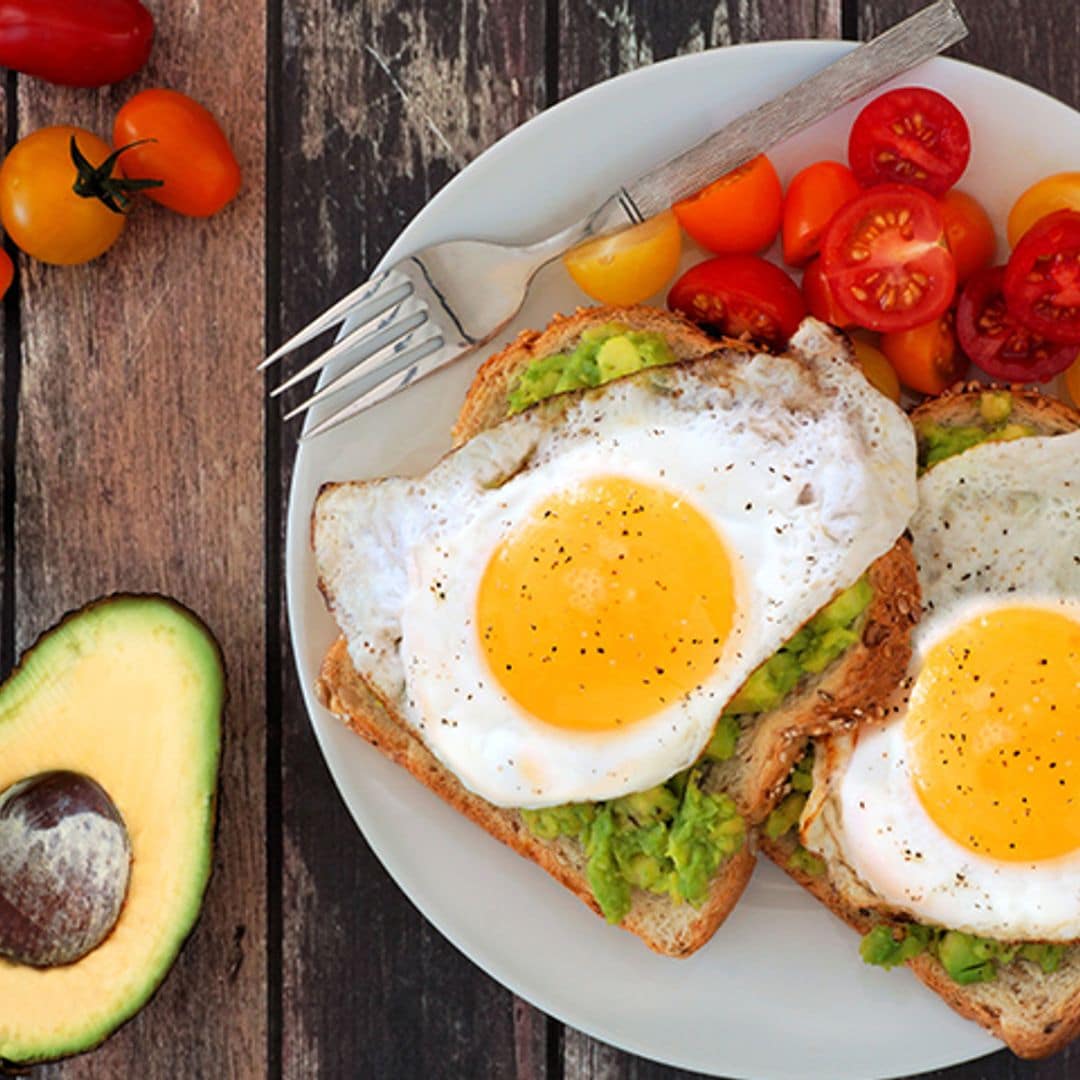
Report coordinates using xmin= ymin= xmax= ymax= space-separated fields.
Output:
xmin=1065 ymin=355 xmax=1080 ymax=408
xmin=940 ymin=189 xmax=996 ymax=284
xmin=801 ymin=257 xmax=852 ymax=327
xmin=1003 ymin=210 xmax=1080 ymax=345
xmin=1007 ymin=172 xmax=1080 ymax=247
xmin=0 ymin=127 xmax=129 ymax=265
xmin=820 ymin=184 xmax=956 ymax=333
xmin=881 ymin=315 xmax=965 ymax=396
xmin=956 ymin=267 xmax=1077 ymax=382
xmin=0 ymin=250 xmax=12 ymax=299
xmin=668 ymin=255 xmax=806 ymax=346
xmin=850 ymin=336 xmax=901 ymax=402
xmin=782 ymin=161 xmax=861 ymax=267
xmin=564 ymin=210 xmax=681 ymax=305
xmin=0 ymin=0 xmax=153 ymax=87
xmin=113 ymin=89 xmax=241 ymax=217
xmin=848 ymin=87 xmax=970 ymax=197
xmin=673 ymin=155 xmax=782 ymax=254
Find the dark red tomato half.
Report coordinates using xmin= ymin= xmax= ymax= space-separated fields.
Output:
xmin=1003 ymin=209 xmax=1080 ymax=345
xmin=848 ymin=87 xmax=970 ymax=197
xmin=820 ymin=184 xmax=956 ymax=333
xmin=668 ymin=255 xmax=806 ymax=346
xmin=0 ymin=0 xmax=153 ymax=87
xmin=956 ymin=266 xmax=1077 ymax=382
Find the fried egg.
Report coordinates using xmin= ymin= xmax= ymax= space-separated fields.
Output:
xmin=803 ymin=431 xmax=1080 ymax=941
xmin=314 ymin=321 xmax=916 ymax=808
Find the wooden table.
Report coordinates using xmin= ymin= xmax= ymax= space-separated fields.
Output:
xmin=10 ymin=1 xmax=1075 ymax=1077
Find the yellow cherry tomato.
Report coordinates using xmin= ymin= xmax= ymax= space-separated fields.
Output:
xmin=1065 ymin=355 xmax=1080 ymax=409
xmin=1007 ymin=172 xmax=1080 ymax=248
xmin=851 ymin=336 xmax=901 ymax=402
xmin=564 ymin=210 xmax=682 ymax=305
xmin=0 ymin=126 xmax=126 ymax=265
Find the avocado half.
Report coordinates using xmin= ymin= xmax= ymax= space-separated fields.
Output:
xmin=0 ymin=596 xmax=224 ymax=1065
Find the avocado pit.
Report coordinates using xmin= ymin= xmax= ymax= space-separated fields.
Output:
xmin=0 ymin=770 xmax=131 ymax=967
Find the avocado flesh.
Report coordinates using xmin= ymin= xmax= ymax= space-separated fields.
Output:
xmin=0 ymin=596 xmax=223 ymax=1065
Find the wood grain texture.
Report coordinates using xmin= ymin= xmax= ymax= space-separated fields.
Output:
xmin=273 ymin=2 xmax=547 ymax=1078
xmin=11 ymin=0 xmax=267 ymax=1075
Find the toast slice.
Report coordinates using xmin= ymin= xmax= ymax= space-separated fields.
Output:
xmin=762 ymin=386 xmax=1080 ymax=1057
xmin=314 ymin=306 xmax=919 ymax=956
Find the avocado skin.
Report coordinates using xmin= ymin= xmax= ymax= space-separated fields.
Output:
xmin=0 ymin=594 xmax=225 ymax=1068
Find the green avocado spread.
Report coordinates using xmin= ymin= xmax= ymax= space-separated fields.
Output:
xmin=506 ymin=323 xmax=676 ymax=415
xmin=916 ymin=391 xmax=1036 ymax=471
xmin=521 ymin=577 xmax=873 ymax=924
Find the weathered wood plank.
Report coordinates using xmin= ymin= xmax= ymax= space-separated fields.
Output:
xmin=274 ymin=2 xmax=548 ymax=1077
xmin=11 ymin=0 xmax=267 ymax=1074
xmin=553 ymin=2 xmax=842 ymax=1077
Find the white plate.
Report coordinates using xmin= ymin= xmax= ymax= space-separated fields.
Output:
xmin=286 ymin=41 xmax=1080 ymax=1080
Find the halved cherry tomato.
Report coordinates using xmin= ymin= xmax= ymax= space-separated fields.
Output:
xmin=848 ymin=87 xmax=970 ymax=197
xmin=1007 ymin=172 xmax=1080 ymax=247
xmin=1065 ymin=356 xmax=1080 ymax=408
xmin=782 ymin=161 xmax=861 ymax=267
xmin=1003 ymin=210 xmax=1080 ymax=345
xmin=850 ymin=336 xmax=901 ymax=402
xmin=820 ymin=184 xmax=956 ymax=333
xmin=881 ymin=314 xmax=965 ymax=396
xmin=668 ymin=255 xmax=806 ymax=346
xmin=113 ymin=89 xmax=241 ymax=217
xmin=564 ymin=210 xmax=681 ymax=305
xmin=673 ymin=155 xmax=782 ymax=254
xmin=940 ymin=189 xmax=996 ymax=284
xmin=801 ymin=257 xmax=852 ymax=327
xmin=956 ymin=267 xmax=1077 ymax=382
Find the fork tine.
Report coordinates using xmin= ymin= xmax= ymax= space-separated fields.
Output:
xmin=258 ymin=268 xmax=406 ymax=370
xmin=301 ymin=337 xmax=450 ymax=440
xmin=281 ymin=311 xmax=430 ymax=420
xmin=268 ymin=282 xmax=415 ymax=397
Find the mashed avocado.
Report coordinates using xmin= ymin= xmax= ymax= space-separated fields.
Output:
xmin=860 ymin=923 xmax=1065 ymax=985
xmin=916 ymin=391 xmax=1036 ymax=471
xmin=506 ymin=323 xmax=676 ymax=414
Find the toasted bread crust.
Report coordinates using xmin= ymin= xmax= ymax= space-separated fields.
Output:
xmin=765 ymin=389 xmax=1080 ymax=1056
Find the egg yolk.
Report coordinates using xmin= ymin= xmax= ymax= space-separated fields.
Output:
xmin=905 ymin=604 xmax=1080 ymax=862
xmin=476 ymin=475 xmax=736 ymax=732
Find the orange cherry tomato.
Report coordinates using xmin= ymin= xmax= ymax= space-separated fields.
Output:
xmin=564 ymin=210 xmax=682 ymax=305
xmin=0 ymin=250 xmax=13 ymax=299
xmin=881 ymin=314 xmax=966 ymax=396
xmin=851 ymin=336 xmax=901 ymax=402
xmin=782 ymin=161 xmax=861 ymax=267
xmin=801 ymin=258 xmax=852 ymax=327
xmin=673 ymin=155 xmax=782 ymax=254
xmin=1065 ymin=355 xmax=1080 ymax=408
xmin=939 ymin=189 xmax=996 ymax=284
xmin=113 ymin=88 xmax=241 ymax=217
xmin=1007 ymin=172 xmax=1080 ymax=247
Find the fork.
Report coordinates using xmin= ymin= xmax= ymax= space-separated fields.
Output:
xmin=262 ymin=0 xmax=966 ymax=440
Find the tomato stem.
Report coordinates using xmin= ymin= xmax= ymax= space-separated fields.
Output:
xmin=69 ymin=136 xmax=163 ymax=214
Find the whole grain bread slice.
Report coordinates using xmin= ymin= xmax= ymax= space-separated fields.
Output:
xmin=315 ymin=306 xmax=919 ymax=956
xmin=763 ymin=386 xmax=1080 ymax=1057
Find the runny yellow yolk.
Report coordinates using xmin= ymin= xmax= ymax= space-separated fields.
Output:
xmin=905 ymin=605 xmax=1080 ymax=862
xmin=476 ymin=475 xmax=736 ymax=732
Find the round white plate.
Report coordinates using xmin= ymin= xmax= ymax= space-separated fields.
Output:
xmin=286 ymin=41 xmax=1080 ymax=1080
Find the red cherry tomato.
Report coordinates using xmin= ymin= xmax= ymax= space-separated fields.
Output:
xmin=668 ymin=255 xmax=806 ymax=346
xmin=113 ymin=89 xmax=241 ymax=217
xmin=820 ymin=184 xmax=956 ymax=333
xmin=0 ymin=250 xmax=12 ymax=299
xmin=1003 ymin=210 xmax=1080 ymax=345
xmin=956 ymin=267 xmax=1077 ymax=382
xmin=0 ymin=0 xmax=153 ymax=87
xmin=848 ymin=87 xmax=970 ymax=197
xmin=801 ymin=258 xmax=852 ymax=327
xmin=782 ymin=161 xmax=861 ymax=267
xmin=673 ymin=155 xmax=782 ymax=255
xmin=940 ymin=189 xmax=996 ymax=284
